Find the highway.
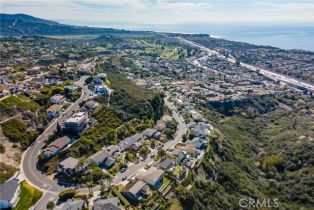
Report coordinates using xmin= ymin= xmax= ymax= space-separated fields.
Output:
xmin=180 ymin=37 xmax=314 ymax=92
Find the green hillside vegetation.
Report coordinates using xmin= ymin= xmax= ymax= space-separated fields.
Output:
xmin=175 ymin=93 xmax=314 ymax=209
xmin=1 ymin=118 xmax=38 ymax=149
xmin=0 ymin=95 xmax=40 ymax=116
xmin=41 ymin=67 xmax=164 ymax=175
xmin=0 ymin=162 xmax=17 ymax=184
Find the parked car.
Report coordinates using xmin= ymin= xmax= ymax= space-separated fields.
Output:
xmin=122 ymin=176 xmax=127 ymax=181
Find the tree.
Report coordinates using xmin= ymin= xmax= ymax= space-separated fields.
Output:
xmin=0 ymin=143 xmax=5 ymax=154
xmin=86 ymin=181 xmax=93 ymax=195
xmin=157 ymin=148 xmax=166 ymax=159
xmin=106 ymin=129 xmax=116 ymax=145
xmin=139 ymin=146 xmax=150 ymax=156
xmin=56 ymin=123 xmax=62 ymax=133
xmin=151 ymin=94 xmax=165 ymax=122
xmin=47 ymin=201 xmax=55 ymax=210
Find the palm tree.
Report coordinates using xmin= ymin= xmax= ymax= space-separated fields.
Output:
xmin=103 ymin=172 xmax=113 ymax=187
xmin=86 ymin=181 xmax=93 ymax=195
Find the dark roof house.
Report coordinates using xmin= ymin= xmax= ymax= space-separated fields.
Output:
xmin=93 ymin=197 xmax=121 ymax=210
xmin=0 ymin=179 xmax=20 ymax=209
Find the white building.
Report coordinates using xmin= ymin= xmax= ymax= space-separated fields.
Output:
xmin=64 ymin=112 xmax=88 ymax=132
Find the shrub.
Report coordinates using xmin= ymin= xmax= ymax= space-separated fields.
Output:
xmin=59 ymin=189 xmax=76 ymax=200
xmin=0 ymin=143 xmax=5 ymax=153
xmin=47 ymin=201 xmax=55 ymax=210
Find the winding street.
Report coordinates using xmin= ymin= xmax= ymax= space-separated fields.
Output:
xmin=19 ymin=77 xmax=186 ymax=209
xmin=19 ymin=76 xmax=91 ymax=209
xmin=111 ymin=96 xmax=186 ymax=186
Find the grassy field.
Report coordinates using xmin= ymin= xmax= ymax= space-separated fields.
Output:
xmin=0 ymin=95 xmax=39 ymax=114
xmin=14 ymin=181 xmax=43 ymax=210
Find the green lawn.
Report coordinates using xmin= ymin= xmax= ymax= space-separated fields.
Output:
xmin=14 ymin=181 xmax=43 ymax=210
xmin=159 ymin=177 xmax=170 ymax=192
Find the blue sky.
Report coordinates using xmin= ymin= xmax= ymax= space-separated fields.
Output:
xmin=1 ymin=0 xmax=314 ymax=29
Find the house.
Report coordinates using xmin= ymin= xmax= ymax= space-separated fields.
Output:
xmin=46 ymin=104 xmax=61 ymax=118
xmin=93 ymin=77 xmax=104 ymax=85
xmin=57 ymin=199 xmax=86 ymax=210
xmin=130 ymin=141 xmax=142 ymax=151
xmin=119 ymin=133 xmax=144 ymax=151
xmin=161 ymin=115 xmax=173 ymax=123
xmin=88 ymin=150 xmax=110 ymax=165
xmin=122 ymin=180 xmax=150 ymax=202
xmin=154 ymin=121 xmax=166 ymax=132
xmin=185 ymin=137 xmax=207 ymax=150
xmin=105 ymin=145 xmax=119 ymax=156
xmin=96 ymin=73 xmax=107 ymax=80
xmin=172 ymin=148 xmax=187 ymax=164
xmin=103 ymin=157 xmax=116 ymax=168
xmin=64 ymin=112 xmax=88 ymax=132
xmin=57 ymin=157 xmax=83 ymax=175
xmin=26 ymin=66 xmax=40 ymax=75
xmin=152 ymin=131 xmax=162 ymax=140
xmin=143 ymin=128 xmax=157 ymax=138
xmin=157 ymin=158 xmax=174 ymax=170
xmin=93 ymin=197 xmax=121 ymax=210
xmin=136 ymin=166 xmax=164 ymax=189
xmin=84 ymin=100 xmax=98 ymax=110
xmin=95 ymin=85 xmax=108 ymax=95
xmin=79 ymin=63 xmax=93 ymax=75
xmin=65 ymin=85 xmax=78 ymax=93
xmin=190 ymin=110 xmax=203 ymax=121
xmin=189 ymin=122 xmax=212 ymax=138
xmin=50 ymin=94 xmax=65 ymax=104
xmin=43 ymin=136 xmax=71 ymax=158
xmin=0 ymin=179 xmax=20 ymax=209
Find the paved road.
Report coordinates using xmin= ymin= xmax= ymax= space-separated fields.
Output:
xmin=20 ymin=76 xmax=91 ymax=208
xmin=20 ymin=81 xmax=185 ymax=208
xmin=180 ymin=37 xmax=314 ymax=92
xmin=112 ymin=96 xmax=186 ymax=185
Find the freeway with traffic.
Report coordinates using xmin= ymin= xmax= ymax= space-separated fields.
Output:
xmin=180 ymin=37 xmax=314 ymax=92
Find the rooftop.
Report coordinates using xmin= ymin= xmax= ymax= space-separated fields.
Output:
xmin=93 ymin=197 xmax=121 ymax=210
xmin=65 ymin=112 xmax=87 ymax=123
xmin=88 ymin=150 xmax=110 ymax=164
xmin=59 ymin=157 xmax=79 ymax=170
xmin=46 ymin=104 xmax=60 ymax=112
xmin=127 ymin=180 xmax=146 ymax=195
xmin=0 ymin=179 xmax=20 ymax=201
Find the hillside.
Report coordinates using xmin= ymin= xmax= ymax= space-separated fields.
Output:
xmin=0 ymin=14 xmax=129 ymax=36
xmin=174 ymin=92 xmax=314 ymax=209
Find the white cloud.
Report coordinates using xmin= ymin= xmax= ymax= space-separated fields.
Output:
xmin=254 ymin=2 xmax=314 ymax=10
xmin=1 ymin=0 xmax=313 ymax=27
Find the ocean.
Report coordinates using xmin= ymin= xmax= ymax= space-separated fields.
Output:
xmin=136 ymin=23 xmax=314 ymax=51
xmin=65 ymin=19 xmax=314 ymax=51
